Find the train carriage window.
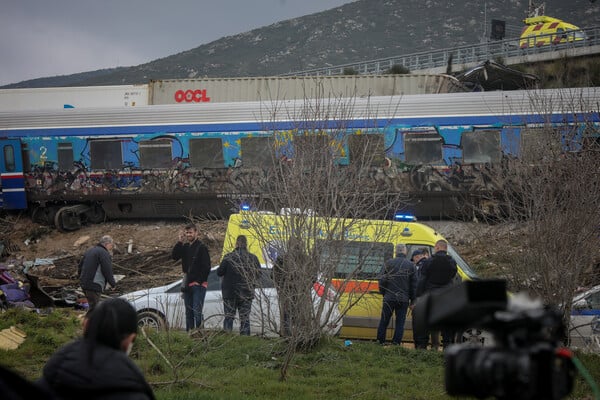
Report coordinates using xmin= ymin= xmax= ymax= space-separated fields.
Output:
xmin=3 ymin=145 xmax=16 ymax=172
xmin=241 ymin=137 xmax=272 ymax=168
xmin=57 ymin=142 xmax=74 ymax=170
xmin=90 ymin=140 xmax=123 ymax=170
xmin=404 ymin=130 xmax=443 ymax=164
xmin=189 ymin=138 xmax=224 ymax=168
xmin=292 ymin=134 xmax=328 ymax=159
xmin=462 ymin=130 xmax=501 ymax=164
xmin=139 ymin=139 xmax=173 ymax=169
xmin=582 ymin=125 xmax=600 ymax=149
xmin=349 ymin=134 xmax=385 ymax=166
xmin=521 ymin=127 xmax=561 ymax=162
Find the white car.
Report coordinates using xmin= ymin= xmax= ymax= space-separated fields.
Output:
xmin=121 ymin=266 xmax=341 ymax=336
xmin=570 ymin=285 xmax=600 ymax=351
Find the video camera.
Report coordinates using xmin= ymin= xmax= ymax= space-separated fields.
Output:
xmin=413 ymin=280 xmax=576 ymax=400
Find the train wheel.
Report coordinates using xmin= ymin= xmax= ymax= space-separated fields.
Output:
xmin=85 ymin=205 xmax=106 ymax=224
xmin=31 ymin=206 xmax=49 ymax=224
xmin=54 ymin=206 xmax=82 ymax=232
xmin=32 ymin=206 xmax=59 ymax=226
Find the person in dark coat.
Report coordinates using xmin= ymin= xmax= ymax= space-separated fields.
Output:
xmin=0 ymin=364 xmax=56 ymax=400
xmin=37 ymin=298 xmax=155 ymax=400
xmin=376 ymin=243 xmax=417 ymax=345
xmin=415 ymin=239 xmax=458 ymax=349
xmin=272 ymin=239 xmax=310 ymax=337
xmin=172 ymin=223 xmax=212 ymax=331
xmin=410 ymin=248 xmax=439 ymax=350
xmin=217 ymin=235 xmax=261 ymax=335
xmin=78 ymin=235 xmax=116 ymax=313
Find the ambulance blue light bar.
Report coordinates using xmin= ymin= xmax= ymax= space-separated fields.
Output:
xmin=394 ymin=213 xmax=417 ymax=222
xmin=240 ymin=203 xmax=251 ymax=211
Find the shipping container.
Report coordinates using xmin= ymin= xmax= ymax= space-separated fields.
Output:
xmin=0 ymin=84 xmax=149 ymax=111
xmin=149 ymin=74 xmax=468 ymax=105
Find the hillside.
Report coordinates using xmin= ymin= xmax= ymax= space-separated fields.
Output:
xmin=3 ymin=0 xmax=598 ymax=88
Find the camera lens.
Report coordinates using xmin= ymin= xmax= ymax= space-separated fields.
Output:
xmin=445 ymin=346 xmax=534 ymax=399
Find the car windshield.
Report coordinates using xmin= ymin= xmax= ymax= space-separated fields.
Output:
xmin=447 ymin=244 xmax=478 ymax=279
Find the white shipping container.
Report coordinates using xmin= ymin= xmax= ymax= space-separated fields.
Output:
xmin=0 ymin=84 xmax=149 ymax=111
xmin=149 ymin=74 xmax=468 ymax=105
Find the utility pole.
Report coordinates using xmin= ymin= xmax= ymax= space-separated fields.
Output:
xmin=481 ymin=1 xmax=487 ymax=43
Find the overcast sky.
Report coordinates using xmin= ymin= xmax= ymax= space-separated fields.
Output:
xmin=0 ymin=0 xmax=354 ymax=86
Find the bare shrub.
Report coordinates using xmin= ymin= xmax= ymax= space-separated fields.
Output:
xmin=230 ymin=87 xmax=407 ymax=379
xmin=470 ymin=88 xmax=600 ymax=338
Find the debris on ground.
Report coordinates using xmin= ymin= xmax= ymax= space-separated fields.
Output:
xmin=0 ymin=216 xmax=227 ymax=310
xmin=0 ymin=326 xmax=27 ymax=350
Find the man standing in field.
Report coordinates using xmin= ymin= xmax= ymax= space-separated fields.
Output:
xmin=217 ymin=235 xmax=261 ymax=335
xmin=172 ymin=223 xmax=212 ymax=331
xmin=376 ymin=243 xmax=417 ymax=345
xmin=78 ymin=235 xmax=116 ymax=313
xmin=415 ymin=239 xmax=458 ymax=349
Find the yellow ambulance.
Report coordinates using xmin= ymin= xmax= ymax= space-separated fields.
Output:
xmin=220 ymin=210 xmax=479 ymax=341
xmin=520 ymin=16 xmax=586 ymax=49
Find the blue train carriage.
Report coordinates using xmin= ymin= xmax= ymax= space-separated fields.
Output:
xmin=1 ymin=88 xmax=598 ymax=231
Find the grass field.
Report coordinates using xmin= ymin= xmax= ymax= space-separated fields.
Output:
xmin=1 ymin=307 xmax=600 ymax=399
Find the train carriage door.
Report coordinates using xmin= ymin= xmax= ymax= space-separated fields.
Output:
xmin=0 ymin=139 xmax=27 ymax=210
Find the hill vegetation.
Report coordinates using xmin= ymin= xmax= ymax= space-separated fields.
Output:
xmin=2 ymin=0 xmax=598 ymax=88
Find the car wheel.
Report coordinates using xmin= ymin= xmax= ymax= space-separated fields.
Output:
xmin=137 ymin=311 xmax=166 ymax=331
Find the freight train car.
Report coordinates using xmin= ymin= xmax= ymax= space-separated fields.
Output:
xmin=0 ymin=85 xmax=149 ymax=111
xmin=0 ymin=74 xmax=468 ymax=112
xmin=1 ymin=88 xmax=598 ymax=230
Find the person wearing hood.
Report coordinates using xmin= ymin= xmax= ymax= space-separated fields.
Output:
xmin=37 ymin=298 xmax=155 ymax=400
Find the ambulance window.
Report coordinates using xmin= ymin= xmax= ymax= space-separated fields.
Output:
xmin=139 ymin=139 xmax=173 ymax=169
xmin=241 ymin=137 xmax=272 ymax=168
xmin=57 ymin=142 xmax=74 ymax=170
xmin=317 ymin=240 xmax=394 ymax=280
xmin=447 ymin=244 xmax=478 ymax=280
xmin=3 ymin=145 xmax=16 ymax=172
xmin=189 ymin=138 xmax=224 ymax=168
xmin=462 ymin=130 xmax=501 ymax=164
xmin=405 ymin=245 xmax=433 ymax=260
xmin=349 ymin=134 xmax=385 ymax=166
xmin=90 ymin=140 xmax=123 ymax=170
xmin=404 ymin=130 xmax=443 ymax=164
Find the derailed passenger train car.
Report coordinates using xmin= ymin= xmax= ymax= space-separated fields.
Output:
xmin=1 ymin=88 xmax=599 ymax=230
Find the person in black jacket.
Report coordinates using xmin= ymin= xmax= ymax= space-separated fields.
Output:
xmin=376 ymin=243 xmax=417 ymax=345
xmin=217 ymin=235 xmax=261 ymax=335
xmin=172 ymin=223 xmax=212 ymax=331
xmin=411 ymin=248 xmax=440 ymax=350
xmin=78 ymin=235 xmax=116 ymax=313
xmin=415 ymin=239 xmax=458 ymax=349
xmin=37 ymin=298 xmax=155 ymax=400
